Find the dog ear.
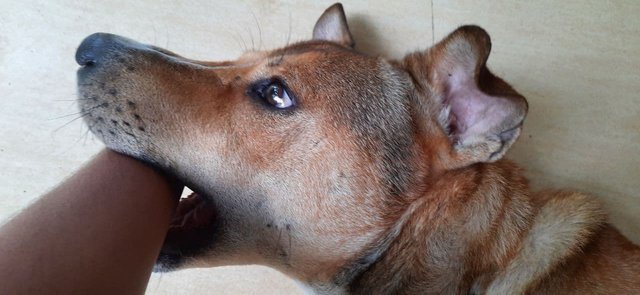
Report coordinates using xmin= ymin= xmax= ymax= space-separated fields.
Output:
xmin=312 ymin=3 xmax=355 ymax=48
xmin=403 ymin=26 xmax=528 ymax=169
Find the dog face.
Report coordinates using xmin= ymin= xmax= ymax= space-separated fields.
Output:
xmin=76 ymin=3 xmax=526 ymax=286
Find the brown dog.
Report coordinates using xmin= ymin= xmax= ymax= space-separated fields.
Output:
xmin=74 ymin=3 xmax=640 ymax=294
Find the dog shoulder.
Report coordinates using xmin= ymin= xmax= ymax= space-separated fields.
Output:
xmin=483 ymin=190 xmax=607 ymax=294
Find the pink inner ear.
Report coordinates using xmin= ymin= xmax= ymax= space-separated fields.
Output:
xmin=445 ymin=70 xmax=511 ymax=143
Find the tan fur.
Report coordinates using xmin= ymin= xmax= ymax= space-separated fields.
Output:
xmin=74 ymin=3 xmax=640 ymax=294
xmin=484 ymin=192 xmax=607 ymax=294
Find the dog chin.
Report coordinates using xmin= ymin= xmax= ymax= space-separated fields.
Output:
xmin=153 ymin=192 xmax=219 ymax=272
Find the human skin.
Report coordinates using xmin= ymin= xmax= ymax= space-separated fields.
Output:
xmin=0 ymin=149 xmax=182 ymax=294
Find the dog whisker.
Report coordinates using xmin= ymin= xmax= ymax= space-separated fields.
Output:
xmin=54 ymin=120 xmax=96 ymax=156
xmin=49 ymin=111 xmax=86 ymax=121
xmin=51 ymin=102 xmax=108 ymax=135
xmin=54 ymin=98 xmax=91 ymax=102
xmin=227 ymin=29 xmax=246 ymax=53
xmin=152 ymin=24 xmax=158 ymax=46
xmin=81 ymin=122 xmax=95 ymax=146
xmin=52 ymin=112 xmax=93 ymax=133
xmin=246 ymin=22 xmax=255 ymax=51
xmin=250 ymin=9 xmax=263 ymax=51
xmin=276 ymin=11 xmax=293 ymax=65
xmin=237 ymin=30 xmax=248 ymax=52
xmin=49 ymin=102 xmax=107 ymax=121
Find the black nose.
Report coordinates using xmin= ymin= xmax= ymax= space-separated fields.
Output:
xmin=76 ymin=33 xmax=141 ymax=67
xmin=75 ymin=33 xmax=114 ymax=66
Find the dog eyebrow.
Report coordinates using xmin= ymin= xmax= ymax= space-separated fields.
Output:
xmin=268 ymin=58 xmax=284 ymax=67
xmin=267 ymin=41 xmax=347 ymax=67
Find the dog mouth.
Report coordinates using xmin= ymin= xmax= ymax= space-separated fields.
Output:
xmin=171 ymin=192 xmax=216 ymax=231
xmin=155 ymin=191 xmax=219 ymax=272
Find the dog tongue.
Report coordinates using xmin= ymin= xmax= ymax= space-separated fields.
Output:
xmin=170 ymin=192 xmax=215 ymax=229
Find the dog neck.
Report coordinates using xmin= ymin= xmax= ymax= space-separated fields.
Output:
xmin=345 ymin=159 xmax=536 ymax=294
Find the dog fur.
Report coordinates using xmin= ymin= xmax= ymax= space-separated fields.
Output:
xmin=75 ymin=3 xmax=640 ymax=294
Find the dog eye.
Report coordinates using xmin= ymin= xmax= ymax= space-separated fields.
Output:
xmin=263 ymin=83 xmax=293 ymax=109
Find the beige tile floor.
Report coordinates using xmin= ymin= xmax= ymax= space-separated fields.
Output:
xmin=1 ymin=0 xmax=638 ymax=294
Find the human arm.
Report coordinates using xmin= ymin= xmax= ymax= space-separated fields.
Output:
xmin=0 ymin=149 xmax=182 ymax=294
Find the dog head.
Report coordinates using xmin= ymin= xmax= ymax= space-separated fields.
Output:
xmin=76 ymin=3 xmax=526 ymax=288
